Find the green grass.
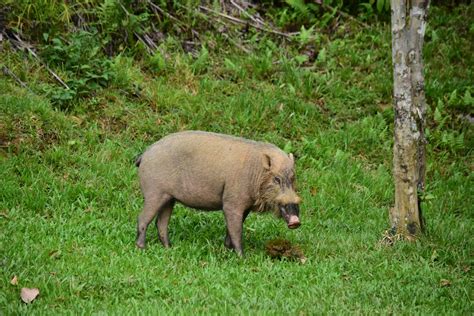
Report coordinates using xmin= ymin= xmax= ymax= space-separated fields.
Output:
xmin=1 ymin=4 xmax=473 ymax=314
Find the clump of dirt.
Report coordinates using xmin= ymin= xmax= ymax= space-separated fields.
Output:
xmin=265 ymin=238 xmax=306 ymax=263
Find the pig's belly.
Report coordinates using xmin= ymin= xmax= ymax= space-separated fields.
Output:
xmin=170 ymin=185 xmax=224 ymax=211
xmin=175 ymin=196 xmax=223 ymax=211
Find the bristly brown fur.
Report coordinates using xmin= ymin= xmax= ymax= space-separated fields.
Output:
xmin=254 ymin=170 xmax=280 ymax=216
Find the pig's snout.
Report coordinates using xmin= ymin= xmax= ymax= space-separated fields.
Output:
xmin=280 ymin=203 xmax=301 ymax=229
xmin=288 ymin=215 xmax=301 ymax=229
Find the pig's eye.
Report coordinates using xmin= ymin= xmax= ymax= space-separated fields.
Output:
xmin=273 ymin=176 xmax=282 ymax=185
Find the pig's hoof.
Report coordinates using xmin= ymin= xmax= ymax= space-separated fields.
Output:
xmin=161 ymin=242 xmax=171 ymax=248
xmin=136 ymin=241 xmax=146 ymax=249
xmin=224 ymin=235 xmax=233 ymax=249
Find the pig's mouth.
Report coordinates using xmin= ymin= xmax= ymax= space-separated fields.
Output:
xmin=279 ymin=204 xmax=301 ymax=229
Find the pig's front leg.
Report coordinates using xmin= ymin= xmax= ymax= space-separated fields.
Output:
xmin=224 ymin=209 xmax=250 ymax=250
xmin=223 ymin=207 xmax=247 ymax=256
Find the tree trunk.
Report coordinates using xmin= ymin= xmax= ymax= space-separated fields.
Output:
xmin=390 ymin=0 xmax=430 ymax=238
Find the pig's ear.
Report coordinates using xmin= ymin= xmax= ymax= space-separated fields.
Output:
xmin=262 ymin=153 xmax=272 ymax=170
xmin=289 ymin=153 xmax=294 ymax=163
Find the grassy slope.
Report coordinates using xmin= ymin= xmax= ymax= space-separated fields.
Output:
xmin=1 ymin=5 xmax=472 ymax=314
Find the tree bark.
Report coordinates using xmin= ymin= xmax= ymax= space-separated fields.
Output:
xmin=390 ymin=0 xmax=430 ymax=238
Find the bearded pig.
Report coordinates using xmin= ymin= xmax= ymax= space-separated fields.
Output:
xmin=135 ymin=131 xmax=301 ymax=256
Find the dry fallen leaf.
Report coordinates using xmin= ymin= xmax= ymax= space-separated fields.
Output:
xmin=10 ymin=275 xmax=18 ymax=285
xmin=70 ymin=115 xmax=83 ymax=125
xmin=440 ymin=279 xmax=452 ymax=287
xmin=21 ymin=287 xmax=39 ymax=304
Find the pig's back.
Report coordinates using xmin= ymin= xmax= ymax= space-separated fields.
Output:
xmin=151 ymin=131 xmax=261 ymax=162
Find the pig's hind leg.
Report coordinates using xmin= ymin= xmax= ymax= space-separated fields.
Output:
xmin=136 ymin=193 xmax=172 ymax=249
xmin=155 ymin=200 xmax=175 ymax=248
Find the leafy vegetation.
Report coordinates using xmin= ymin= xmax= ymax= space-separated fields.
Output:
xmin=0 ymin=1 xmax=472 ymax=314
